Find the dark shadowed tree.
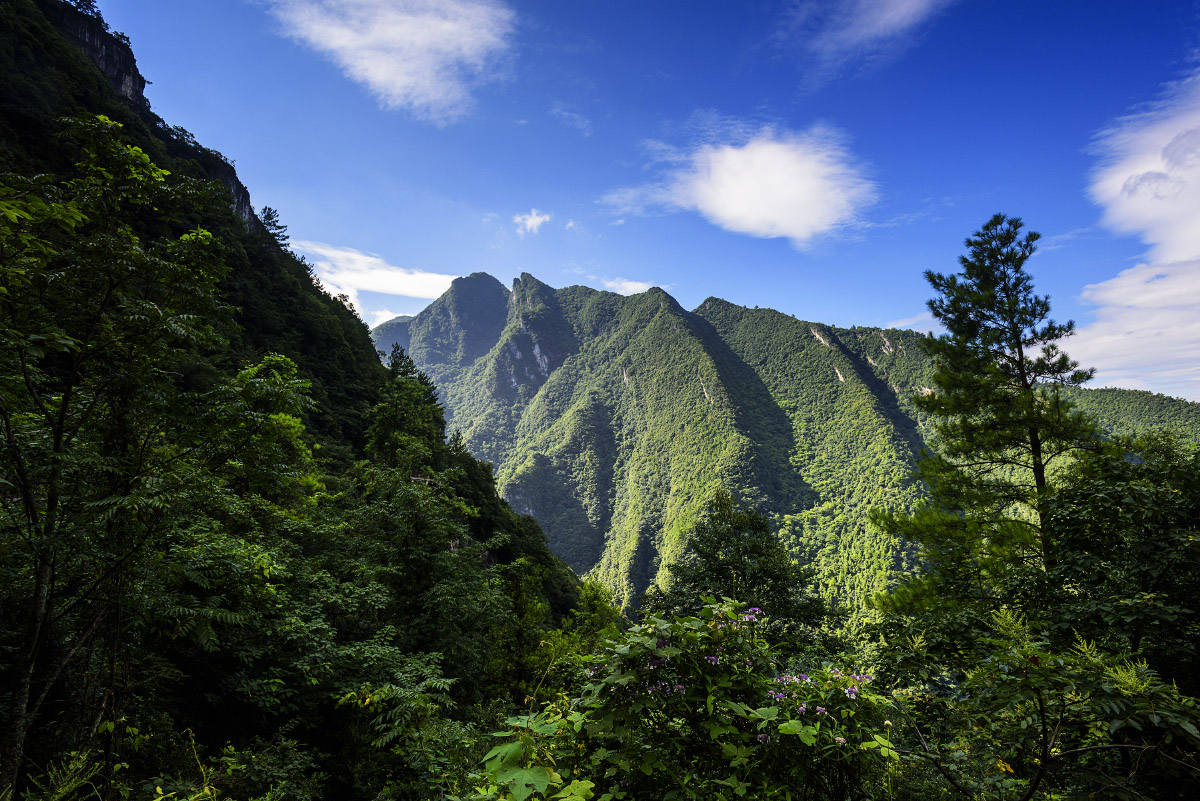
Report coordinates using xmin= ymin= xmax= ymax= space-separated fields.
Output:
xmin=640 ymin=490 xmax=824 ymax=651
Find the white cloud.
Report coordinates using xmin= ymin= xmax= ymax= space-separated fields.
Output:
xmin=368 ymin=307 xmax=403 ymax=327
xmin=1073 ymin=67 xmax=1200 ymax=400
xmin=550 ymin=102 xmax=592 ymax=136
xmin=266 ymin=0 xmax=514 ymax=124
xmin=514 ymin=208 xmax=552 ymax=236
xmin=778 ymin=0 xmax=956 ymax=84
xmin=603 ymin=277 xmax=655 ymax=295
xmin=885 ymin=310 xmax=938 ymax=331
xmin=604 ymin=125 xmax=876 ymax=247
xmin=564 ymin=220 xmax=580 ymax=230
xmin=293 ymin=240 xmax=458 ymax=320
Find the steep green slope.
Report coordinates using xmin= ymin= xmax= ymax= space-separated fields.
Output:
xmin=370 ymin=314 xmax=414 ymax=355
xmin=695 ymin=303 xmax=927 ymax=604
xmin=4 ymin=0 xmax=385 ymax=452
xmin=1063 ymin=386 xmax=1200 ymax=445
xmin=381 ymin=275 xmax=1200 ymax=610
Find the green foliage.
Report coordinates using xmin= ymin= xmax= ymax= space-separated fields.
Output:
xmin=872 ymin=214 xmax=1101 ymax=661
xmin=389 ymin=262 xmax=1199 ymax=617
xmin=640 ymin=490 xmax=825 ymax=653
xmin=885 ymin=612 xmax=1200 ymax=799
xmin=0 ymin=109 xmax=583 ymax=800
xmin=915 ymin=213 xmax=1097 ymax=544
xmin=457 ymin=603 xmax=893 ymax=801
xmin=7 ymin=12 xmax=1200 ymax=800
xmin=2 ymin=0 xmax=388 ymax=452
xmin=872 ymin=216 xmax=1200 ymax=799
xmin=1041 ymin=435 xmax=1200 ymax=694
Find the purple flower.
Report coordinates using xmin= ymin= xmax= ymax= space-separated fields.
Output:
xmin=844 ymin=686 xmax=858 ymax=699
xmin=835 ymin=737 xmax=846 ymax=745
xmin=747 ymin=607 xmax=762 ymax=614
xmin=705 ymin=655 xmax=719 ymax=665
xmin=674 ymin=684 xmax=685 ymax=692
xmin=816 ymin=707 xmax=826 ymax=715
xmin=798 ymin=705 xmax=807 ymax=714
xmin=757 ymin=733 xmax=772 ymax=744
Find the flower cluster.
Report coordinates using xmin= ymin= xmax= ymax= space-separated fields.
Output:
xmin=645 ymin=682 xmax=687 ymax=695
xmin=773 ymin=674 xmax=812 ymax=684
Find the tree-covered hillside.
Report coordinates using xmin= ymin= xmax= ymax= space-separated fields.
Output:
xmin=3 ymin=0 xmax=386 ymax=454
xmin=375 ymin=275 xmax=1200 ymax=609
xmin=0 ymin=3 xmax=590 ymax=796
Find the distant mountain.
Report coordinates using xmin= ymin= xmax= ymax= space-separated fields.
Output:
xmin=373 ymin=273 xmax=1200 ymax=608
xmin=371 ymin=314 xmax=414 ymax=355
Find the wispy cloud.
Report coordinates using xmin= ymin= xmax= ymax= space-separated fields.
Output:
xmin=514 ymin=208 xmax=552 ymax=236
xmin=603 ymin=277 xmax=656 ymax=295
xmin=603 ymin=121 xmax=876 ymax=248
xmin=1038 ymin=226 xmax=1092 ymax=252
xmin=1072 ymin=66 xmax=1200 ymax=400
xmin=266 ymin=0 xmax=515 ymax=125
xmin=294 ymin=240 xmax=458 ymax=320
xmin=776 ymin=0 xmax=956 ymax=86
xmin=550 ymin=101 xmax=592 ymax=136
xmin=885 ymin=310 xmax=937 ymax=332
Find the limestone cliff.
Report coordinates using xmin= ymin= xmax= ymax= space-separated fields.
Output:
xmin=40 ymin=0 xmax=254 ymax=222
xmin=39 ymin=1 xmax=148 ymax=108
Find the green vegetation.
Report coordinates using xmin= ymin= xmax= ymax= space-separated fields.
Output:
xmin=4 ymin=0 xmax=385 ymax=455
xmin=378 ymin=254 xmax=1200 ymax=614
xmin=865 ymin=215 xmax=1200 ymax=798
xmin=5 ymin=4 xmax=1200 ymax=797
xmin=640 ymin=491 xmax=826 ymax=653
xmin=383 ymin=279 xmax=1200 ymax=614
xmin=0 ymin=111 xmax=584 ymax=799
xmin=0 ymin=6 xmax=586 ymax=795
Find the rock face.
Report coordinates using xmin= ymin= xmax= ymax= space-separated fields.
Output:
xmin=43 ymin=2 xmax=148 ymax=109
xmin=206 ymin=157 xmax=255 ymax=224
xmin=42 ymin=0 xmax=254 ymax=223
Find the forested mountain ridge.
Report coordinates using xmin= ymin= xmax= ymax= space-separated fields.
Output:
xmin=375 ymin=273 xmax=1200 ymax=607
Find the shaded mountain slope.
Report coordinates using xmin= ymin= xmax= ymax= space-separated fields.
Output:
xmin=4 ymin=0 xmax=385 ymax=452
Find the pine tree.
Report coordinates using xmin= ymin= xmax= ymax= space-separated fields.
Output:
xmin=914 ymin=212 xmax=1096 ymax=566
xmin=870 ymin=215 xmax=1200 ymax=801
xmin=873 ymin=213 xmax=1101 ymax=656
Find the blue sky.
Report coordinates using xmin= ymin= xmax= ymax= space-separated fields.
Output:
xmin=98 ymin=0 xmax=1200 ymax=399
